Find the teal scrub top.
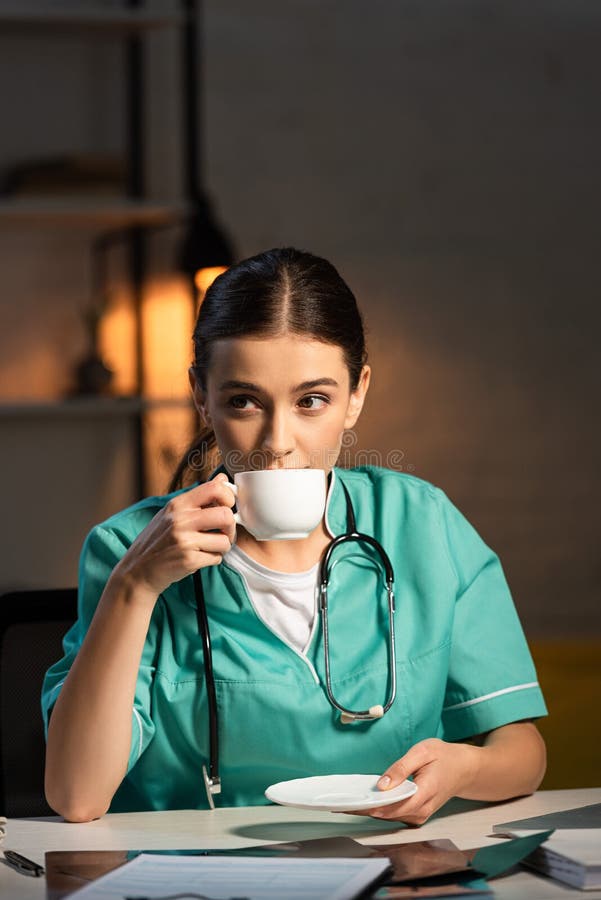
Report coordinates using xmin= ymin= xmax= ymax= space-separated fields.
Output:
xmin=42 ymin=466 xmax=547 ymax=812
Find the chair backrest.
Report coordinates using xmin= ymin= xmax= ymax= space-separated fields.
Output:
xmin=0 ymin=588 xmax=77 ymax=817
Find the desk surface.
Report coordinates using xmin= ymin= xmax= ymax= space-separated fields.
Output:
xmin=2 ymin=788 xmax=600 ymax=899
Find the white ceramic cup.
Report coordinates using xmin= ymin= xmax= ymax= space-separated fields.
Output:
xmin=225 ymin=468 xmax=327 ymax=541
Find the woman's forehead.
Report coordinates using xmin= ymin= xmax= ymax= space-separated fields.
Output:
xmin=208 ymin=335 xmax=348 ymax=379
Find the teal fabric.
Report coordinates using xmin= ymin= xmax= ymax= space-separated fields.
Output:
xmin=41 ymin=466 xmax=547 ymax=812
xmin=470 ymin=830 xmax=553 ymax=879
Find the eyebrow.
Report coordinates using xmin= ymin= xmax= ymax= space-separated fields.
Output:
xmin=218 ymin=378 xmax=340 ymax=392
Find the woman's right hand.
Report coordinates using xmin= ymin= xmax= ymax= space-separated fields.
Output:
xmin=112 ymin=473 xmax=236 ymax=599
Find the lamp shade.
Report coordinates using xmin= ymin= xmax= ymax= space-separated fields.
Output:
xmin=179 ymin=193 xmax=235 ymax=279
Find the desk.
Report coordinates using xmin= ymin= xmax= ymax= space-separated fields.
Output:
xmin=2 ymin=788 xmax=600 ymax=899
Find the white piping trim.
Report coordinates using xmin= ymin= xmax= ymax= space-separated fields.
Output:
xmin=132 ymin=707 xmax=144 ymax=762
xmin=443 ymin=682 xmax=540 ymax=711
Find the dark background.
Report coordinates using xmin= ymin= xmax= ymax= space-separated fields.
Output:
xmin=0 ymin=1 xmax=599 ymax=786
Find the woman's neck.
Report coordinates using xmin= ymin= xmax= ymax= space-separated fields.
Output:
xmin=233 ymin=520 xmax=331 ymax=573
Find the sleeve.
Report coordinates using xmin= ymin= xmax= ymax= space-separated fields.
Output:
xmin=41 ymin=524 xmax=157 ymax=773
xmin=434 ymin=489 xmax=547 ymax=741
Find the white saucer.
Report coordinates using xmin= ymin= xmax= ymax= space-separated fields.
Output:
xmin=264 ymin=774 xmax=418 ymax=812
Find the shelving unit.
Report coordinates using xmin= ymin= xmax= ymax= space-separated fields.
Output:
xmin=0 ymin=397 xmax=192 ymax=419
xmin=0 ymin=6 xmax=183 ymax=31
xmin=0 ymin=198 xmax=187 ymax=226
xmin=1 ymin=2 xmax=194 ymax=497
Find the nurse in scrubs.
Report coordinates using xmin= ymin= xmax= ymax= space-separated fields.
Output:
xmin=43 ymin=247 xmax=547 ymax=823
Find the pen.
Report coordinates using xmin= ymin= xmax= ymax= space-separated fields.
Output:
xmin=3 ymin=850 xmax=45 ymax=877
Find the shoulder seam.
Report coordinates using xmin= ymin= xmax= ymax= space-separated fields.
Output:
xmin=336 ymin=465 xmax=440 ymax=495
xmin=432 ymin=486 xmax=462 ymax=591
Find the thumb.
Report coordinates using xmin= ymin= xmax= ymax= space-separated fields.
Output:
xmin=377 ymin=741 xmax=432 ymax=790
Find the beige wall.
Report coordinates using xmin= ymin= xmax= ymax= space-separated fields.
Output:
xmin=0 ymin=1 xmax=599 ymax=634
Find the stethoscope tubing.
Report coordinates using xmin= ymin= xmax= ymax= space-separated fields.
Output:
xmin=194 ymin=569 xmax=221 ymax=803
xmin=319 ymin=588 xmax=397 ymax=720
xmin=193 ymin=474 xmax=397 ymax=805
xmin=319 ymin=523 xmax=397 ymax=721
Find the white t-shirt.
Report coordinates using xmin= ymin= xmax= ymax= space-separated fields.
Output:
xmin=223 ymin=544 xmax=319 ymax=654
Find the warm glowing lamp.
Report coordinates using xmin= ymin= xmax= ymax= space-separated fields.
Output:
xmin=178 ymin=195 xmax=234 ymax=302
xmin=194 ymin=265 xmax=228 ymax=297
xmin=179 ymin=1 xmax=235 ymax=298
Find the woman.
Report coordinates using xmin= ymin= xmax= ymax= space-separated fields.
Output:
xmin=43 ymin=247 xmax=547 ymax=823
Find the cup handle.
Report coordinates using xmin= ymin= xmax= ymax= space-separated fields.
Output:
xmin=223 ymin=481 xmax=242 ymax=526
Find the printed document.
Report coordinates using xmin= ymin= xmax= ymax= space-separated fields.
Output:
xmin=66 ymin=852 xmax=391 ymax=900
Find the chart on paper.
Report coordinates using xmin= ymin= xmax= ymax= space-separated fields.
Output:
xmin=66 ymin=852 xmax=392 ymax=900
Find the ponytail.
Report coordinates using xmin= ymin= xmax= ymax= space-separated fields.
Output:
xmin=169 ymin=426 xmax=219 ymax=492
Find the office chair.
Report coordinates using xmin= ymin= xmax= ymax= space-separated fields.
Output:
xmin=0 ymin=588 xmax=77 ymax=817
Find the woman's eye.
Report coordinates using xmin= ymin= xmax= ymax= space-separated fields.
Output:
xmin=227 ymin=394 xmax=329 ymax=412
xmin=228 ymin=396 xmax=258 ymax=411
xmin=298 ymin=395 xmax=329 ymax=410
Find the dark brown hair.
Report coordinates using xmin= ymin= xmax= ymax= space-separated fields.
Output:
xmin=170 ymin=247 xmax=367 ymax=490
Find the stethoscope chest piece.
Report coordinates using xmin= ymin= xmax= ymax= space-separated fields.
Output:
xmin=340 ymin=704 xmax=385 ymax=725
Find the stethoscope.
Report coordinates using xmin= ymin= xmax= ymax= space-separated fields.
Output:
xmin=193 ymin=474 xmax=397 ymax=808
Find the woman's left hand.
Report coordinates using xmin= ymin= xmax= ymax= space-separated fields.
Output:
xmin=348 ymin=738 xmax=478 ymax=825
xmin=345 ymin=723 xmax=546 ymax=825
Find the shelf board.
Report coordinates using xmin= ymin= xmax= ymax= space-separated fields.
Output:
xmin=0 ymin=6 xmax=183 ymax=32
xmin=0 ymin=198 xmax=187 ymax=227
xmin=0 ymin=397 xmax=193 ymax=419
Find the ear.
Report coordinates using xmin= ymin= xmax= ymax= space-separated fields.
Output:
xmin=344 ymin=365 xmax=371 ymax=430
xmin=188 ymin=367 xmax=211 ymax=424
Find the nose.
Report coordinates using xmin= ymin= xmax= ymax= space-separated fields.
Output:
xmin=261 ymin=409 xmax=295 ymax=464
